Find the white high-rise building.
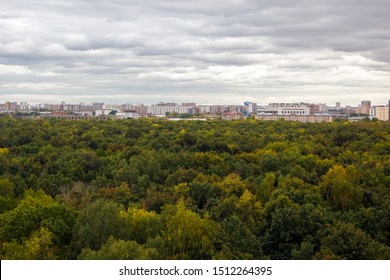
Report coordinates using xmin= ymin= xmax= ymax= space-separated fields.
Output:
xmin=244 ymin=102 xmax=257 ymax=114
xmin=264 ymin=103 xmax=311 ymax=115
xmin=147 ymin=105 xmax=194 ymax=115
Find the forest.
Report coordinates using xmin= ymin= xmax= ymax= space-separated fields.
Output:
xmin=0 ymin=116 xmax=389 ymax=260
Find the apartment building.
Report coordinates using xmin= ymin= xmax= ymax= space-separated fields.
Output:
xmin=375 ymin=105 xmax=389 ymax=121
xmin=263 ymin=103 xmax=311 ymax=115
xmin=147 ymin=105 xmax=194 ymax=115
xmin=256 ymin=114 xmax=333 ymax=123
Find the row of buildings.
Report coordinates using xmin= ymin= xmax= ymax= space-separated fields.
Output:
xmin=1 ymin=100 xmax=389 ymax=122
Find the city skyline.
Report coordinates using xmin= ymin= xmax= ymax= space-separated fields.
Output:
xmin=2 ymin=98 xmax=390 ymax=122
xmin=1 ymin=1 xmax=390 ymax=105
xmin=0 ymin=98 xmax=389 ymax=108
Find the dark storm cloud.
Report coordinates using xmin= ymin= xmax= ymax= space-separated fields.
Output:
xmin=0 ymin=0 xmax=389 ymax=105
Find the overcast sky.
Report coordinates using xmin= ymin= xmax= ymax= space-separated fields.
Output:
xmin=1 ymin=0 xmax=389 ymax=105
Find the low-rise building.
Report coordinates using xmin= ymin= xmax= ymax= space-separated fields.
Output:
xmin=95 ymin=109 xmax=116 ymax=116
xmin=222 ymin=112 xmax=245 ymax=120
xmin=264 ymin=103 xmax=311 ymax=115
xmin=255 ymin=113 xmax=333 ymax=123
xmin=116 ymin=112 xmax=140 ymax=119
xmin=42 ymin=112 xmax=109 ymax=120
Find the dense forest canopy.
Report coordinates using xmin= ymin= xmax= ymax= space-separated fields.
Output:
xmin=0 ymin=116 xmax=389 ymax=259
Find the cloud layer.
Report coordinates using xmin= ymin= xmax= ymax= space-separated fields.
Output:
xmin=1 ymin=0 xmax=389 ymax=105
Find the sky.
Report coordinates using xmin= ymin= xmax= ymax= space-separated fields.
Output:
xmin=0 ymin=0 xmax=389 ymax=106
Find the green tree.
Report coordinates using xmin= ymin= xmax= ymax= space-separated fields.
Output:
xmin=0 ymin=189 xmax=75 ymax=247
xmin=214 ymin=215 xmax=262 ymax=259
xmin=78 ymin=236 xmax=158 ymax=260
xmin=0 ymin=178 xmax=16 ymax=213
xmin=120 ymin=207 xmax=162 ymax=244
xmin=1 ymin=227 xmax=57 ymax=260
xmin=72 ymin=199 xmax=124 ymax=251
xmin=320 ymin=165 xmax=363 ymax=211
xmin=261 ymin=195 xmax=327 ymax=259
xmin=256 ymin=172 xmax=277 ymax=204
xmin=188 ymin=181 xmax=217 ymax=210
xmin=291 ymin=241 xmax=315 ymax=260
xmin=161 ymin=199 xmax=219 ymax=259
xmin=317 ymin=222 xmax=390 ymax=259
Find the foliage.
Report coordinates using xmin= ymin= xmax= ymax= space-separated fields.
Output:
xmin=316 ymin=222 xmax=390 ymax=259
xmin=0 ymin=117 xmax=389 ymax=259
xmin=78 ymin=236 xmax=159 ymax=260
xmin=0 ymin=189 xmax=75 ymax=247
xmin=1 ymin=227 xmax=57 ymax=260
xmin=161 ymin=199 xmax=219 ymax=259
xmin=72 ymin=199 xmax=124 ymax=252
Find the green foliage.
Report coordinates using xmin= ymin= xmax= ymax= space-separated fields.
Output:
xmin=78 ymin=236 xmax=158 ymax=260
xmin=161 ymin=199 xmax=219 ymax=259
xmin=291 ymin=241 xmax=315 ymax=260
xmin=1 ymin=227 xmax=57 ymax=260
xmin=120 ymin=207 xmax=162 ymax=244
xmin=320 ymin=165 xmax=363 ymax=211
xmin=0 ymin=189 xmax=75 ymax=247
xmin=215 ymin=215 xmax=262 ymax=259
xmin=317 ymin=222 xmax=390 ymax=259
xmin=0 ymin=178 xmax=16 ymax=213
xmin=0 ymin=117 xmax=389 ymax=259
xmin=261 ymin=195 xmax=328 ymax=259
xmin=257 ymin=172 xmax=277 ymax=204
xmin=72 ymin=199 xmax=124 ymax=251
xmin=0 ymin=178 xmax=14 ymax=198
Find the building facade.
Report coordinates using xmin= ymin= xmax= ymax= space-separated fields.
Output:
xmin=375 ymin=106 xmax=389 ymax=121
xmin=359 ymin=100 xmax=371 ymax=115
xmin=222 ymin=112 xmax=244 ymax=120
xmin=147 ymin=105 xmax=194 ymax=115
xmin=263 ymin=103 xmax=311 ymax=115
xmin=256 ymin=114 xmax=333 ymax=123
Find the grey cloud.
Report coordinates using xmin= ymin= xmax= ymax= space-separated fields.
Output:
xmin=0 ymin=0 xmax=389 ymax=105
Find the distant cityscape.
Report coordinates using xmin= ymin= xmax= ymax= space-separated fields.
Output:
xmin=1 ymin=100 xmax=389 ymax=123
